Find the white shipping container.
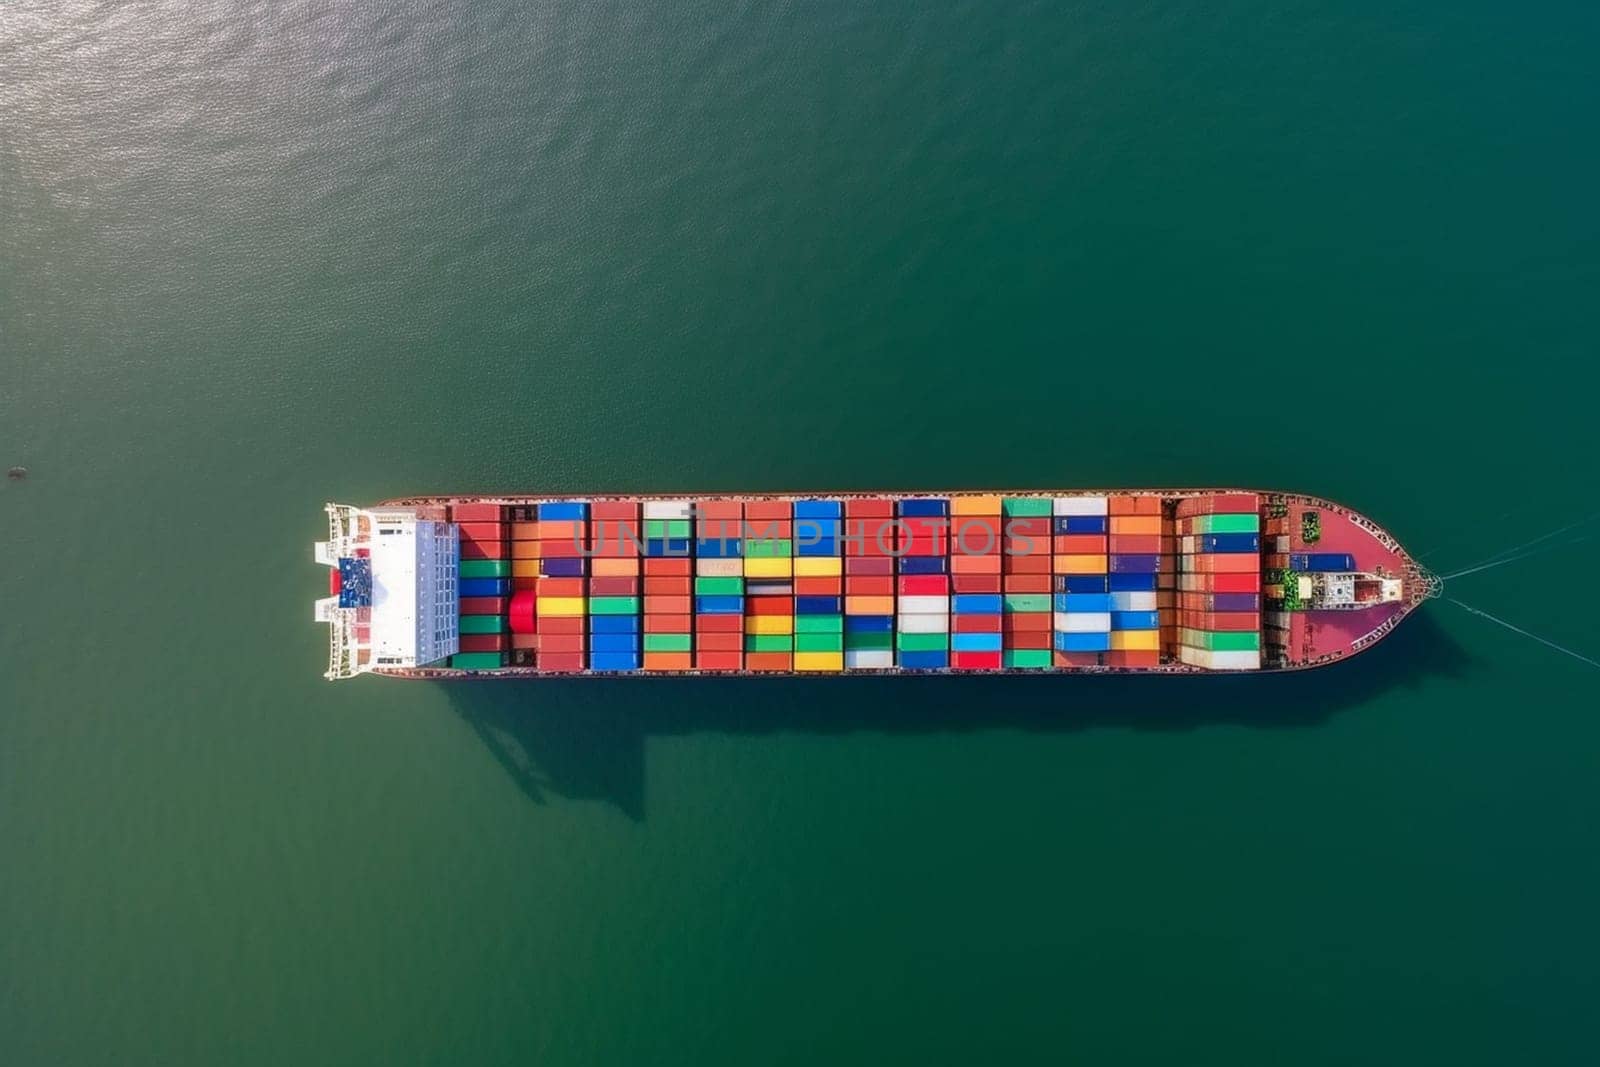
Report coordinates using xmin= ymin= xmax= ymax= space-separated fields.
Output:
xmin=1181 ymin=535 xmax=1195 ymax=555
xmin=1053 ymin=611 xmax=1112 ymax=633
xmin=897 ymin=613 xmax=950 ymax=634
xmin=844 ymin=650 xmax=895 ymax=669
xmin=1110 ymin=591 xmax=1158 ymax=611
xmin=643 ymin=499 xmax=692 ymax=519
xmin=1053 ymin=495 xmax=1109 ymax=516
xmin=696 ymin=558 xmax=743 ymax=577
xmin=1187 ymin=648 xmax=1261 ymax=671
xmin=897 ymin=595 xmax=949 ymax=614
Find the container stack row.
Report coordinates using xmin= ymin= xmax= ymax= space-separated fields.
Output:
xmin=588 ymin=500 xmax=642 ymax=672
xmin=1107 ymin=496 xmax=1162 ymax=668
xmin=1053 ymin=495 xmax=1111 ymax=665
xmin=1175 ymin=494 xmax=1262 ymax=670
xmin=896 ymin=498 xmax=950 ymax=669
xmin=743 ymin=500 xmax=794 ymax=671
xmin=534 ymin=501 xmax=589 ymax=672
xmin=793 ymin=501 xmax=845 ymax=671
xmin=949 ymin=496 xmax=1003 ymax=670
xmin=1000 ymin=498 xmax=1053 ymax=669
xmin=694 ymin=500 xmax=745 ymax=672
xmin=641 ymin=500 xmax=693 ymax=671
xmin=452 ymin=502 xmax=510 ymax=669
xmin=843 ymin=499 xmax=896 ymax=669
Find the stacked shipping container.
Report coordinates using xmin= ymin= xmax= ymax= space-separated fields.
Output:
xmin=1107 ymin=496 xmax=1162 ymax=668
xmin=588 ymin=500 xmax=642 ymax=671
xmin=843 ymin=499 xmax=896 ymax=670
xmin=743 ymin=500 xmax=794 ymax=671
xmin=794 ymin=501 xmax=845 ymax=671
xmin=897 ymin=498 xmax=950 ymax=669
xmin=534 ymin=501 xmax=589 ymax=672
xmin=1000 ymin=498 xmax=1053 ymax=669
xmin=694 ymin=500 xmax=744 ymax=672
xmin=507 ymin=510 xmax=540 ymax=664
xmin=1053 ymin=495 xmax=1111 ymax=665
xmin=452 ymin=502 xmax=510 ymax=669
xmin=950 ymin=496 xmax=1003 ymax=670
xmin=1175 ymin=494 xmax=1263 ymax=670
xmin=642 ymin=500 xmax=693 ymax=670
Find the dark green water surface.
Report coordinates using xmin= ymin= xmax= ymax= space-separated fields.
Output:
xmin=2 ymin=1 xmax=1597 ymax=1063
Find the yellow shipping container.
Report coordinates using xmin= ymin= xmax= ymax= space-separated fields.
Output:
xmin=793 ymin=556 xmax=843 ymax=577
xmin=951 ymin=495 xmax=1003 ymax=516
xmin=743 ymin=557 xmax=793 ymax=578
xmin=845 ymin=595 xmax=895 ymax=615
xmin=794 ymin=652 xmax=844 ymax=672
xmin=1111 ymin=630 xmax=1160 ymax=651
xmin=745 ymin=615 xmax=794 ymax=635
xmin=1054 ymin=554 xmax=1108 ymax=575
xmin=511 ymin=558 xmax=542 ymax=578
xmin=538 ymin=596 xmax=586 ymax=617
xmin=1109 ymin=516 xmax=1161 ymax=535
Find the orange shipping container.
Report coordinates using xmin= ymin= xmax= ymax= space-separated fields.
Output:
xmin=1109 ymin=516 xmax=1161 ymax=535
xmin=951 ymin=553 xmax=1002 ymax=574
xmin=643 ymin=652 xmax=693 ymax=671
xmin=644 ymin=614 xmax=692 ymax=633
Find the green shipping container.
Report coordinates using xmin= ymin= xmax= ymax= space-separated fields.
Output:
xmin=1002 ymin=593 xmax=1051 ymax=613
xmin=896 ymin=632 xmax=948 ymax=652
xmin=588 ymin=596 xmax=641 ymax=615
xmin=643 ymin=633 xmax=692 ymax=653
xmin=645 ymin=519 xmax=692 ymax=539
xmin=795 ymin=615 xmax=844 ymax=634
xmin=745 ymin=635 xmax=794 ymax=652
xmin=1003 ymin=649 xmax=1053 ymax=669
xmin=458 ymin=614 xmax=507 ymax=635
xmin=796 ymin=633 xmax=844 ymax=653
xmin=744 ymin=538 xmax=793 ymax=558
xmin=458 ymin=559 xmax=510 ymax=579
xmin=1002 ymin=497 xmax=1053 ymax=517
xmin=1196 ymin=513 xmax=1260 ymax=534
xmin=694 ymin=576 xmax=745 ymax=596
xmin=450 ymin=652 xmax=505 ymax=670
xmin=1204 ymin=631 xmax=1260 ymax=652
xmin=844 ymin=632 xmax=892 ymax=651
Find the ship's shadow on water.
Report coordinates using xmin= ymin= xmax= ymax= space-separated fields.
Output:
xmin=445 ymin=610 xmax=1473 ymax=820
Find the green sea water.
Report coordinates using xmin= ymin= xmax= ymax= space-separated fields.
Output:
xmin=3 ymin=2 xmax=1598 ymax=1064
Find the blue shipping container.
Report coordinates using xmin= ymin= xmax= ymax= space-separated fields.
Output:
xmin=795 ymin=596 xmax=842 ymax=615
xmin=1109 ymin=554 xmax=1160 ymax=573
xmin=1290 ymin=552 xmax=1355 ymax=572
xmin=795 ymin=536 xmax=840 ymax=557
xmin=1056 ymin=575 xmax=1110 ymax=594
xmin=952 ymin=594 xmax=1003 ymax=615
xmin=899 ymin=556 xmax=949 ymax=574
xmin=645 ymin=537 xmax=692 ymax=557
xmin=695 ymin=596 xmax=744 ymax=614
xmin=1202 ymin=533 xmax=1260 ymax=553
xmin=1111 ymin=611 xmax=1160 ymax=630
xmin=1212 ymin=593 xmax=1261 ymax=612
xmin=539 ymin=558 xmax=586 ymax=578
xmin=793 ymin=500 xmax=844 ymax=520
xmin=537 ymin=501 xmax=588 ymax=520
xmin=459 ymin=577 xmax=509 ymax=597
xmin=898 ymin=499 xmax=950 ymax=517
xmin=696 ymin=538 xmax=742 ymax=558
xmin=1108 ymin=573 xmax=1158 ymax=592
xmin=952 ymin=632 xmax=1003 ymax=653
xmin=1054 ymin=593 xmax=1112 ymax=613
xmin=589 ymin=615 xmax=641 ymax=634
xmin=844 ymin=614 xmax=894 ymax=632
xmin=589 ymin=652 xmax=642 ymax=672
xmin=898 ymin=650 xmax=949 ymax=669
xmin=1054 ymin=632 xmax=1112 ymax=653
xmin=590 ymin=633 xmax=641 ymax=653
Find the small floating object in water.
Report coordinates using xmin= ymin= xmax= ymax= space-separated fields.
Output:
xmin=7 ymin=466 xmax=27 ymax=480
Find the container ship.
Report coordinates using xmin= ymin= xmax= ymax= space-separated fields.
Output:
xmin=311 ymin=491 xmax=1439 ymax=680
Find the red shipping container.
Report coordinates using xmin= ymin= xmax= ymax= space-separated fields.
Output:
xmin=1054 ymin=651 xmax=1103 ymax=668
xmin=539 ymin=633 xmax=587 ymax=654
xmin=1005 ymin=631 xmax=1053 ymax=649
xmin=845 ymin=575 xmax=895 ymax=595
xmin=1002 ymin=574 xmax=1053 ymax=594
xmin=587 ymin=525 xmax=642 ymax=557
xmin=696 ymin=651 xmax=744 ymax=671
xmin=1108 ymin=534 xmax=1161 ymax=553
xmin=459 ymin=633 xmax=509 ymax=653
xmin=1002 ymin=613 xmax=1052 ymax=632
xmin=898 ymin=575 xmax=949 ymax=595
xmin=590 ymin=501 xmax=640 ymax=521
xmin=536 ymin=577 xmax=584 ymax=596
xmin=794 ymin=577 xmax=842 ymax=596
xmin=508 ymin=592 xmax=536 ymax=634
xmin=644 ymin=614 xmax=692 ymax=633
xmin=846 ymin=555 xmax=894 ymax=574
xmin=744 ymin=652 xmax=793 ymax=672
xmin=697 ymin=500 xmax=744 ymax=521
xmin=644 ymin=595 xmax=691 ymax=615
xmin=537 ymin=652 xmax=585 ymax=672
xmin=845 ymin=518 xmax=898 ymax=556
xmin=644 ymin=557 xmax=692 ymax=576
xmin=456 ymin=521 xmax=506 ymax=541
xmin=539 ymin=616 xmax=584 ymax=635
xmin=1053 ymin=534 xmax=1108 ymax=554
xmin=588 ymin=577 xmax=639 ymax=596
xmin=952 ymin=574 xmax=1002 ymax=594
xmin=899 ymin=519 xmax=949 ymax=556
xmin=538 ymin=539 xmax=585 ymax=559
xmin=459 ymin=540 xmax=502 ymax=561
xmin=951 ymin=518 xmax=1002 ymax=556
xmin=696 ymin=632 xmax=743 ymax=652
xmin=845 ymin=498 xmax=894 ymax=517
xmin=1193 ymin=612 xmax=1260 ymax=632
xmin=696 ymin=519 xmax=743 ymax=540
xmin=460 ymin=596 xmax=510 ymax=616
xmin=451 ymin=503 xmax=504 ymax=522
xmin=1003 ymin=553 xmax=1051 ymax=574
xmin=644 ymin=576 xmax=692 ymax=595
xmin=1107 ymin=496 xmax=1139 ymax=516
xmin=1107 ymin=650 xmax=1160 ymax=668
xmin=953 ymin=651 xmax=1003 ymax=670
xmin=1004 ymin=518 xmax=1052 ymax=539
xmin=743 ymin=500 xmax=792 ymax=521
xmin=747 ymin=597 xmax=794 ymax=616
xmin=744 ymin=519 xmax=793 ymax=539
xmin=694 ymin=614 xmax=743 ymax=633
xmin=510 ymin=632 xmax=538 ymax=650
xmin=953 ymin=614 xmax=1003 ymax=633
xmin=950 ymin=554 xmax=1002 ymax=574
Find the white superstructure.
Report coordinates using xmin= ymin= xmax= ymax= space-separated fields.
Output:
xmin=313 ymin=503 xmax=459 ymax=679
